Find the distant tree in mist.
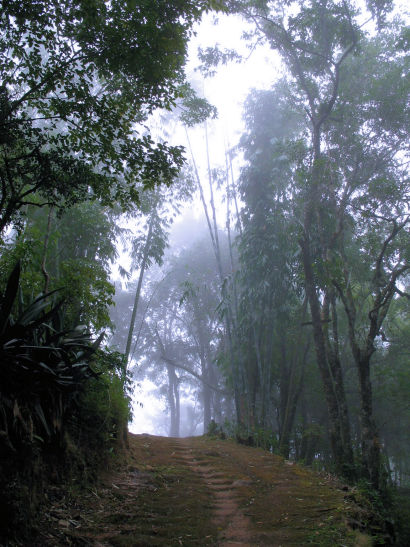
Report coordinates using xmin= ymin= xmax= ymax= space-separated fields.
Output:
xmin=200 ymin=0 xmax=409 ymax=488
xmin=113 ymin=230 xmax=234 ymax=436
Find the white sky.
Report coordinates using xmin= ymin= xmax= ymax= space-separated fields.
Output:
xmin=129 ymin=13 xmax=282 ymax=435
xmin=186 ymin=13 xmax=281 ymax=149
xmin=129 ymin=3 xmax=409 ymax=435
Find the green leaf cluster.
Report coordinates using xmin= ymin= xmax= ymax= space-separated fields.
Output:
xmin=0 ymin=262 xmax=102 ymax=447
xmin=0 ymin=0 xmax=209 ymax=229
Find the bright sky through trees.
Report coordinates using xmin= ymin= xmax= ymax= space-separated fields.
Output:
xmin=126 ymin=1 xmax=409 ymax=439
xmin=128 ymin=13 xmax=282 ymax=434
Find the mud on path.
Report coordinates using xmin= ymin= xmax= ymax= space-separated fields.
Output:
xmin=35 ymin=434 xmax=369 ymax=546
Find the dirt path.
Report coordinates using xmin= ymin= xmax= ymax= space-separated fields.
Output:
xmin=35 ymin=434 xmax=370 ymax=546
xmin=167 ymin=438 xmax=254 ymax=545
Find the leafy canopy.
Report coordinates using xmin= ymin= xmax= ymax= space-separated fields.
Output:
xmin=0 ymin=0 xmax=214 ymax=229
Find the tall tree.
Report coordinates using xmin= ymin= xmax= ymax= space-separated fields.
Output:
xmin=115 ymin=231 xmax=230 ymax=435
xmin=0 ymin=201 xmax=121 ymax=331
xmin=186 ymin=124 xmax=244 ymax=425
xmin=202 ymin=0 xmax=408 ymax=485
xmin=123 ymin=167 xmax=194 ymax=367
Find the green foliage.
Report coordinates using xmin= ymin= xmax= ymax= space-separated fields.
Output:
xmin=394 ymin=489 xmax=410 ymax=547
xmin=178 ymin=83 xmax=218 ymax=126
xmin=217 ymin=0 xmax=409 ymax=496
xmin=0 ymin=262 xmax=131 ymax=540
xmin=246 ymin=426 xmax=279 ymax=452
xmin=347 ymin=479 xmax=397 ymax=544
xmin=306 ymin=518 xmax=357 ymax=547
xmin=0 ymin=202 xmax=121 ymax=331
xmin=209 ymin=419 xmax=279 ymax=452
xmin=373 ymin=294 xmax=410 ymax=488
xmin=60 ymin=258 xmax=115 ymax=331
xmin=75 ymin=348 xmax=132 ymax=452
xmin=0 ymin=0 xmax=210 ymax=230
xmin=207 ymin=419 xmax=225 ymax=437
xmin=197 ymin=45 xmax=243 ymax=77
xmin=0 ymin=262 xmax=103 ymax=446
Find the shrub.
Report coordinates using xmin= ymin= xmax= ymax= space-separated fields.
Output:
xmin=73 ymin=348 xmax=132 ymax=454
xmin=0 ymin=263 xmax=129 ymax=541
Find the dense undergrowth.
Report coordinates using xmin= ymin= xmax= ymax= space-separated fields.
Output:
xmin=0 ymin=263 xmax=131 ymax=543
xmin=0 ymin=349 xmax=131 ymax=544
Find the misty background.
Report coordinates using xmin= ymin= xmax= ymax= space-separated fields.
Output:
xmin=103 ymin=2 xmax=410 ymax=496
xmin=1 ymin=0 xmax=409 ymax=492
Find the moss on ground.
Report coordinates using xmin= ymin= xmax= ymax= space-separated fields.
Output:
xmin=33 ymin=434 xmax=372 ymax=546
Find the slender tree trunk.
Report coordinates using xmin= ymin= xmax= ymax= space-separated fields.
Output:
xmin=278 ymin=337 xmax=308 ymax=459
xmin=167 ymin=365 xmax=180 ymax=437
xmin=121 ymin=216 xmax=154 ymax=447
xmin=300 ymin=237 xmax=352 ymax=475
xmin=200 ymin=344 xmax=212 ymax=433
xmin=202 ymin=381 xmax=212 ymax=434
xmin=335 ymin=270 xmax=389 ymax=488
xmin=186 ymin=126 xmax=243 ymax=425
xmin=300 ymin=122 xmax=354 ymax=476
xmin=324 ymin=291 xmax=355 ymax=476
xmin=41 ymin=206 xmax=53 ymax=294
xmin=124 ymin=217 xmax=154 ymax=366
xmin=358 ymin=353 xmax=381 ymax=487
xmin=174 ymin=377 xmax=180 ymax=438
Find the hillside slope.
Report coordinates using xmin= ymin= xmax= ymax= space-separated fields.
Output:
xmin=35 ymin=434 xmax=371 ymax=546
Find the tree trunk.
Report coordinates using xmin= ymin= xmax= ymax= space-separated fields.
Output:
xmin=300 ymin=238 xmax=353 ymax=475
xmin=122 ymin=216 xmax=154 ymax=446
xmin=174 ymin=378 xmax=180 ymax=438
xmin=335 ymin=272 xmax=387 ymax=488
xmin=201 ymin=345 xmax=212 ymax=433
xmin=279 ymin=338 xmax=308 ymax=459
xmin=186 ymin=126 xmax=243 ymax=426
xmin=324 ymin=291 xmax=355 ymax=477
xmin=41 ymin=206 xmax=54 ymax=294
xmin=202 ymin=382 xmax=212 ymax=434
xmin=167 ymin=365 xmax=180 ymax=437
xmin=357 ymin=352 xmax=381 ymax=488
xmin=124 ymin=217 xmax=154 ymax=366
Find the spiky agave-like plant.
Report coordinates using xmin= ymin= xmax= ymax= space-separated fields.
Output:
xmin=0 ymin=262 xmax=103 ymax=450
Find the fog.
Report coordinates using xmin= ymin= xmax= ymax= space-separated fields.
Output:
xmin=3 ymin=3 xmax=410 ymax=544
xmin=113 ymin=13 xmax=282 ymax=438
xmin=105 ymin=1 xmax=410 ymax=485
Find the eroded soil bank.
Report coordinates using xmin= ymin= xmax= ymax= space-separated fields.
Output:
xmin=32 ymin=434 xmax=371 ymax=546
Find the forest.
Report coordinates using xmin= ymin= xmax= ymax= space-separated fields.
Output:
xmin=0 ymin=0 xmax=409 ymax=544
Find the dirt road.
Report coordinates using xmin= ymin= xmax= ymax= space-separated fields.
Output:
xmin=36 ymin=434 xmax=369 ymax=546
